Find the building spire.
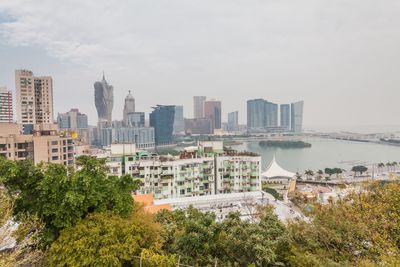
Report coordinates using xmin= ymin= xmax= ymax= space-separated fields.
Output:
xmin=102 ymin=71 xmax=105 ymax=81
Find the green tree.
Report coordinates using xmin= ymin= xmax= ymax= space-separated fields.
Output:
xmin=286 ymin=182 xmax=400 ymax=266
xmin=46 ymin=211 xmax=170 ymax=266
xmin=0 ymin=156 xmax=140 ymax=244
xmin=216 ymin=206 xmax=289 ymax=266
xmin=351 ymin=165 xmax=368 ymax=177
xmin=304 ymin=170 xmax=314 ymax=180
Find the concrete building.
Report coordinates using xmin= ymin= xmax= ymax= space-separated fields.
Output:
xmin=227 ymin=111 xmax=239 ymax=132
xmin=123 ymin=91 xmax=135 ymax=126
xmin=0 ymin=123 xmax=75 ymax=167
xmin=184 ymin=118 xmax=213 ymax=135
xmin=280 ymin=104 xmax=290 ymax=130
xmin=173 ymin=106 xmax=184 ymax=135
xmin=149 ymin=105 xmax=175 ymax=146
xmin=94 ymin=73 xmax=114 ymax=126
xmin=15 ymin=69 xmax=54 ymax=124
xmin=101 ymin=126 xmax=155 ymax=149
xmin=126 ymin=112 xmax=145 ymax=127
xmin=193 ymin=96 xmax=206 ymax=119
xmin=0 ymin=87 xmax=13 ymax=123
xmin=104 ymin=141 xmax=261 ymax=199
xmin=204 ymin=100 xmax=221 ymax=130
xmin=291 ymin=101 xmax=304 ymax=133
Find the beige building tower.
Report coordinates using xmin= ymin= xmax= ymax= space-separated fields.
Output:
xmin=15 ymin=69 xmax=54 ymax=124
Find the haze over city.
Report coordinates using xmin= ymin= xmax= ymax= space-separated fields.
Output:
xmin=1 ymin=0 xmax=400 ymax=131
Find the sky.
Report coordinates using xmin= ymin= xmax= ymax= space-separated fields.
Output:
xmin=0 ymin=0 xmax=400 ymax=131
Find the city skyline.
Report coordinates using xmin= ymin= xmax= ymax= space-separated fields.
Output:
xmin=1 ymin=1 xmax=400 ymax=132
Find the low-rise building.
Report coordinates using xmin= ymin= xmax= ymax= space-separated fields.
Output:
xmin=0 ymin=123 xmax=75 ymax=167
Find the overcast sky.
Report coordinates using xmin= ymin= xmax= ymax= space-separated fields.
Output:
xmin=0 ymin=0 xmax=399 ymax=131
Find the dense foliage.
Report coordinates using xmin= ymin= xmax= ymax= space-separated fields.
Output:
xmin=0 ymin=156 xmax=399 ymax=266
xmin=259 ymin=140 xmax=312 ymax=148
xmin=0 ymin=156 xmax=140 ymax=244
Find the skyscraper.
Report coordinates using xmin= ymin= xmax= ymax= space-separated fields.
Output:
xmin=15 ymin=69 xmax=54 ymax=124
xmin=204 ymin=100 xmax=221 ymax=130
xmin=126 ymin=112 xmax=145 ymax=127
xmin=173 ymin=106 xmax=184 ymax=134
xmin=149 ymin=105 xmax=175 ymax=145
xmin=57 ymin=108 xmax=88 ymax=130
xmin=280 ymin=104 xmax=290 ymax=130
xmin=265 ymin=101 xmax=278 ymax=127
xmin=247 ymin=99 xmax=266 ymax=130
xmin=0 ymin=87 xmax=13 ymax=123
xmin=291 ymin=101 xmax=304 ymax=133
xmin=193 ymin=96 xmax=206 ymax=118
xmin=227 ymin=111 xmax=239 ymax=132
xmin=94 ymin=73 xmax=114 ymax=125
xmin=123 ymin=90 xmax=135 ymax=125
xmin=57 ymin=108 xmax=90 ymax=144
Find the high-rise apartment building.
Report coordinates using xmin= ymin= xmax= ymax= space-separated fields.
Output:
xmin=173 ymin=106 xmax=184 ymax=135
xmin=280 ymin=104 xmax=290 ymax=130
xmin=94 ymin=73 xmax=114 ymax=125
xmin=193 ymin=96 xmax=206 ymax=118
xmin=291 ymin=101 xmax=304 ymax=133
xmin=0 ymin=87 xmax=13 ymax=123
xmin=227 ymin=111 xmax=239 ymax=132
xmin=123 ymin=90 xmax=135 ymax=125
xmin=204 ymin=100 xmax=221 ymax=130
xmin=15 ymin=69 xmax=54 ymax=124
xmin=149 ymin=105 xmax=175 ymax=145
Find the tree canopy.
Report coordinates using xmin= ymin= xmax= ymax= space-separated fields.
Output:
xmin=0 ymin=156 xmax=140 ymax=244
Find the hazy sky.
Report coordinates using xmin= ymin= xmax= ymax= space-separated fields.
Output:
xmin=0 ymin=0 xmax=399 ymax=130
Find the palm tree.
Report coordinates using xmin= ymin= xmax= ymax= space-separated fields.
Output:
xmin=386 ymin=162 xmax=392 ymax=172
xmin=304 ymin=169 xmax=314 ymax=180
xmin=316 ymin=170 xmax=323 ymax=181
xmin=378 ymin=163 xmax=385 ymax=173
xmin=392 ymin=162 xmax=398 ymax=172
xmin=295 ymin=172 xmax=302 ymax=180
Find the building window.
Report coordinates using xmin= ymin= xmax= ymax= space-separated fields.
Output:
xmin=51 ymin=140 xmax=58 ymax=145
xmin=52 ymin=156 xmax=59 ymax=160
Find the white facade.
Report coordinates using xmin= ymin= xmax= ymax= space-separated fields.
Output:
xmin=105 ymin=152 xmax=262 ymax=200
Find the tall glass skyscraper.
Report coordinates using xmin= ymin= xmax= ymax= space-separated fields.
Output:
xmin=94 ymin=73 xmax=114 ymax=125
xmin=247 ymin=99 xmax=265 ymax=129
xmin=280 ymin=104 xmax=290 ymax=130
xmin=150 ymin=105 xmax=175 ymax=145
xmin=247 ymin=99 xmax=278 ymax=130
xmin=204 ymin=100 xmax=222 ymax=130
xmin=173 ymin=106 xmax=184 ymax=134
xmin=227 ymin=111 xmax=239 ymax=132
xmin=291 ymin=101 xmax=304 ymax=133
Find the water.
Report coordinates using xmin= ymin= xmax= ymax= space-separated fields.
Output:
xmin=233 ymin=138 xmax=400 ymax=172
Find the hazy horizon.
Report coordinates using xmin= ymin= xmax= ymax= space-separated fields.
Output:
xmin=1 ymin=0 xmax=399 ymax=131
